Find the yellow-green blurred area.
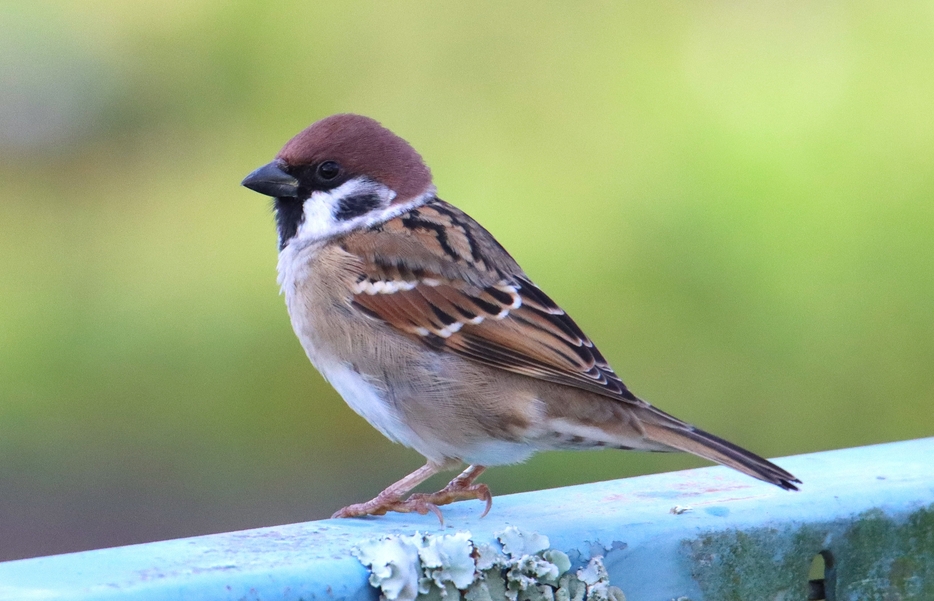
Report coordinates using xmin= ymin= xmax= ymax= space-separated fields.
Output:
xmin=1 ymin=2 xmax=932 ymax=561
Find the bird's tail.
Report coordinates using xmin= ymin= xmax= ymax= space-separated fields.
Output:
xmin=640 ymin=417 xmax=800 ymax=491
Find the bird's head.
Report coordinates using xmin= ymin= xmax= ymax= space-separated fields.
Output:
xmin=242 ymin=114 xmax=434 ymax=250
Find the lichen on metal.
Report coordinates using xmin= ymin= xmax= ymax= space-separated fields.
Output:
xmin=354 ymin=527 xmax=626 ymax=601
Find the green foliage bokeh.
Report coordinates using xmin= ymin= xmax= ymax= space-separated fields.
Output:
xmin=0 ymin=2 xmax=931 ymax=560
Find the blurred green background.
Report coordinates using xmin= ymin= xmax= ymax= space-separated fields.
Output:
xmin=1 ymin=2 xmax=932 ymax=561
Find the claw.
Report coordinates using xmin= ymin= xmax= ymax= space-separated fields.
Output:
xmin=423 ymin=502 xmax=445 ymax=525
xmin=477 ymin=485 xmax=493 ymax=518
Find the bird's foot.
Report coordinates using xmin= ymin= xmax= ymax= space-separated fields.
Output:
xmin=331 ymin=482 xmax=492 ymax=524
xmin=407 ymin=481 xmax=493 ymax=522
xmin=331 ymin=492 xmax=444 ymax=521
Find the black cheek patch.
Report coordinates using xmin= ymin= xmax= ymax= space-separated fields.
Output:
xmin=335 ymin=193 xmax=383 ymax=221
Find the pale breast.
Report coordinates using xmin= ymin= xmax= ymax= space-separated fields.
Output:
xmin=277 ymin=241 xmax=441 ymax=457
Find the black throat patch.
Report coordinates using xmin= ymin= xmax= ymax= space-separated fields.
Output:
xmin=274 ymin=198 xmax=304 ymax=250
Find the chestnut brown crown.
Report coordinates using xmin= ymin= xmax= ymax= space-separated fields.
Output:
xmin=277 ymin=114 xmax=433 ymax=202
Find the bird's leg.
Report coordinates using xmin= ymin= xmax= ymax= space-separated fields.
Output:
xmin=332 ymin=463 xmax=492 ymax=523
xmin=406 ymin=464 xmax=492 ymax=520
xmin=331 ymin=460 xmax=457 ymax=520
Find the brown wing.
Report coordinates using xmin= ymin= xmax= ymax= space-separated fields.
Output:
xmin=341 ymin=199 xmax=638 ymax=402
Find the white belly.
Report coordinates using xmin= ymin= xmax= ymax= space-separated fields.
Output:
xmin=310 ymin=354 xmax=427 ymax=452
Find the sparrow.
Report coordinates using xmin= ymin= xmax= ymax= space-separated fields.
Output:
xmin=241 ymin=114 xmax=800 ymax=520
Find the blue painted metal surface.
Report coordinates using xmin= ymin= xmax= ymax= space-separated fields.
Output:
xmin=0 ymin=437 xmax=931 ymax=601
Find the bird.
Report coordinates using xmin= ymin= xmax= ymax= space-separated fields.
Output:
xmin=241 ymin=114 xmax=800 ymax=520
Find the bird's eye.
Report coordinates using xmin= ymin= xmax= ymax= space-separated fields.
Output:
xmin=316 ymin=161 xmax=341 ymax=181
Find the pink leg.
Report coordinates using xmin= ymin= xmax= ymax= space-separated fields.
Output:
xmin=332 ymin=460 xmax=454 ymax=520
xmin=331 ymin=463 xmax=492 ymax=523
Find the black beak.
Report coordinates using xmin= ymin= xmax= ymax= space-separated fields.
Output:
xmin=241 ymin=161 xmax=300 ymax=198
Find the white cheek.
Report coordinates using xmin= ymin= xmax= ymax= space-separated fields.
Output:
xmin=292 ymin=178 xmax=390 ymax=245
xmin=296 ymin=190 xmax=340 ymax=241
xmin=283 ymin=179 xmax=436 ymax=249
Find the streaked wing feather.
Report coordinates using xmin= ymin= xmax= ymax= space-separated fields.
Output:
xmin=351 ymin=270 xmax=637 ymax=401
xmin=342 ymin=198 xmax=637 ymax=401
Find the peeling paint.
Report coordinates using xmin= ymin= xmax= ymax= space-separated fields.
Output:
xmin=354 ymin=527 xmax=626 ymax=601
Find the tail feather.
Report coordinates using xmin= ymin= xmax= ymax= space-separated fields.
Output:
xmin=641 ymin=421 xmax=800 ymax=491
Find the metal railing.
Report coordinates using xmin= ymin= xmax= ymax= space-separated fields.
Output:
xmin=0 ymin=437 xmax=931 ymax=601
